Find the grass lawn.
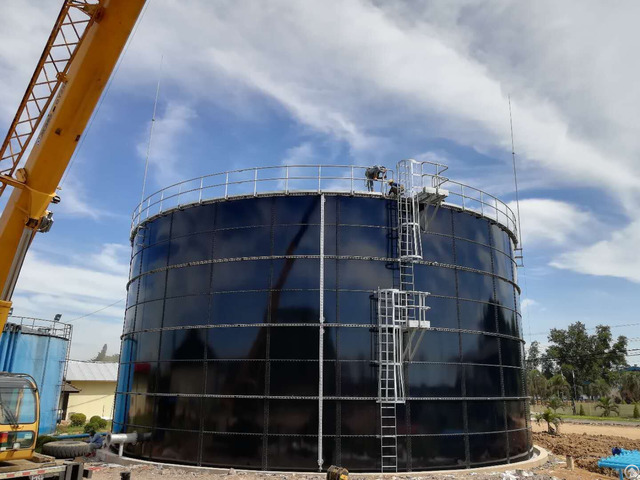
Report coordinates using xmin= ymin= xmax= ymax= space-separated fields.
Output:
xmin=532 ymin=403 xmax=640 ymax=422
xmin=555 ymin=413 xmax=640 ymax=423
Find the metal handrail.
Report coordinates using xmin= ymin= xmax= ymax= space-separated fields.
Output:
xmin=6 ymin=315 xmax=72 ymax=340
xmin=131 ymin=163 xmax=519 ymax=242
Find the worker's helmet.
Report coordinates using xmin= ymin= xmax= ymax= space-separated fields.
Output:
xmin=380 ymin=166 xmax=387 ymax=171
xmin=388 ymin=179 xmax=394 ymax=184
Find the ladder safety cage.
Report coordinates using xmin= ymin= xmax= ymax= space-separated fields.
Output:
xmin=377 ymin=288 xmax=403 ymax=473
xmin=375 ymin=158 xmax=449 ymax=472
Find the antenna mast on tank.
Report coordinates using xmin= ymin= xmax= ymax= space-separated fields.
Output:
xmin=508 ymin=95 xmax=524 ymax=266
xmin=139 ymin=55 xmax=163 ymax=214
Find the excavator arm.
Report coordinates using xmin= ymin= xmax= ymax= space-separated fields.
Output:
xmin=0 ymin=0 xmax=146 ymax=332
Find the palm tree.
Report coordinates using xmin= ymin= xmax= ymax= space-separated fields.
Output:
xmin=535 ymin=408 xmax=562 ymax=434
xmin=596 ymin=397 xmax=620 ymax=417
xmin=527 ymin=370 xmax=548 ymax=404
xmin=546 ymin=396 xmax=564 ymax=412
xmin=589 ymin=378 xmax=611 ymax=400
xmin=548 ymin=374 xmax=570 ymax=399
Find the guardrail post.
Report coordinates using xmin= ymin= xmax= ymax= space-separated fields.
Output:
xmin=461 ymin=186 xmax=466 ymax=211
xmin=494 ymin=197 xmax=499 ymax=222
xmin=318 ymin=165 xmax=322 ymax=193
xmin=480 ymin=192 xmax=484 ymax=216
xmin=225 ymin=172 xmax=229 ymax=199
xmin=159 ymin=191 xmax=164 ymax=212
xmin=285 ymin=165 xmax=289 ymax=194
xmin=350 ymin=166 xmax=354 ymax=194
xmin=199 ymin=177 xmax=204 ymax=203
xmin=178 ymin=183 xmax=183 ymax=207
xmin=254 ymin=168 xmax=258 ymax=196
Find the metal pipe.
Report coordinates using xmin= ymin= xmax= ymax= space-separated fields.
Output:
xmin=317 ymin=194 xmax=325 ymax=472
xmin=106 ymin=432 xmax=139 ymax=447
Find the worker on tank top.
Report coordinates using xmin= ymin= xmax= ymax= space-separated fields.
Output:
xmin=365 ymin=165 xmax=387 ymax=192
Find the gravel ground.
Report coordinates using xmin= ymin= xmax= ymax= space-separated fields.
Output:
xmin=85 ymin=457 xmax=587 ymax=480
xmin=86 ymin=421 xmax=640 ymax=480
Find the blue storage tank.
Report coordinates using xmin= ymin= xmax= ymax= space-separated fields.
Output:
xmin=0 ymin=317 xmax=72 ymax=435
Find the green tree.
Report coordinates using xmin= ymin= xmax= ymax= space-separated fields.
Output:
xmin=541 ymin=354 xmax=556 ymax=378
xmin=579 ymin=404 xmax=586 ymax=416
xmin=92 ymin=344 xmax=108 ymax=362
xmin=546 ymin=322 xmax=627 ymax=413
xmin=548 ymin=374 xmax=570 ymax=399
xmin=526 ymin=341 xmax=542 ymax=371
xmin=90 ymin=345 xmax=118 ymax=362
xmin=535 ymin=408 xmax=562 ymax=435
xmin=596 ymin=397 xmax=620 ymax=417
xmin=103 ymin=353 xmax=119 ymax=363
xmin=527 ymin=369 xmax=548 ymax=404
xmin=633 ymin=403 xmax=639 ymax=419
xmin=589 ymin=378 xmax=611 ymax=399
xmin=546 ymin=396 xmax=564 ymax=412
xmin=620 ymin=372 xmax=640 ymax=404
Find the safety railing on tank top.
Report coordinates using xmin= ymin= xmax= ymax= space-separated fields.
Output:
xmin=400 ymin=158 xmax=518 ymax=242
xmin=444 ymin=179 xmax=518 ymax=242
xmin=131 ymin=163 xmax=519 ymax=242
xmin=6 ymin=315 xmax=72 ymax=340
xmin=131 ymin=164 xmax=392 ymax=227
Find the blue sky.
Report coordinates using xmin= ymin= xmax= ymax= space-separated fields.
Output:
xmin=1 ymin=1 xmax=639 ymax=360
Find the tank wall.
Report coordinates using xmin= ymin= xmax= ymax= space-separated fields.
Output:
xmin=0 ymin=327 xmax=68 ymax=434
xmin=115 ymin=195 xmax=529 ymax=470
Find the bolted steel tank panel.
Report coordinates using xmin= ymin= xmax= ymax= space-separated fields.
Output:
xmin=114 ymin=193 xmax=529 ymax=471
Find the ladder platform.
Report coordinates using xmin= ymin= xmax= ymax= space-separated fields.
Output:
xmin=416 ymin=186 xmax=449 ymax=204
xmin=407 ymin=319 xmax=431 ymax=329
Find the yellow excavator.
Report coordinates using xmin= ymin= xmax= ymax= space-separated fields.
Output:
xmin=0 ymin=0 xmax=145 ymax=465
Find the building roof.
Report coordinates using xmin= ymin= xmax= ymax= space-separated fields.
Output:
xmin=61 ymin=381 xmax=81 ymax=393
xmin=66 ymin=361 xmax=118 ymax=382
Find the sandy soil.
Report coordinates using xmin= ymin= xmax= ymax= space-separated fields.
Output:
xmin=533 ymin=429 xmax=640 ymax=475
xmin=532 ymin=420 xmax=640 ymax=439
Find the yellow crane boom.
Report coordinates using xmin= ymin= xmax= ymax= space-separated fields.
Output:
xmin=0 ymin=0 xmax=145 ymax=333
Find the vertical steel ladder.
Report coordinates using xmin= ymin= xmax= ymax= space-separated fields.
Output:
xmin=377 ymin=289 xmax=403 ymax=472
xmin=377 ymin=159 xmax=436 ymax=472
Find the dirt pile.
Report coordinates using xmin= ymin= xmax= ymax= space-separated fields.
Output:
xmin=533 ymin=432 xmax=640 ymax=476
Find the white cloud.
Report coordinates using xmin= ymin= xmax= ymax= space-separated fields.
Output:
xmin=521 ymin=298 xmax=538 ymax=311
xmin=136 ymin=101 xmax=197 ymax=187
xmin=0 ymin=2 xmax=58 ymax=120
xmin=282 ymin=143 xmax=315 ymax=165
xmin=508 ymin=198 xmax=591 ymax=247
xmin=11 ymin=243 xmax=130 ymax=359
xmin=551 ymin=219 xmax=640 ymax=283
xmin=54 ymin=179 xmax=125 ymax=220
xmin=118 ymin=0 xmax=640 ymax=202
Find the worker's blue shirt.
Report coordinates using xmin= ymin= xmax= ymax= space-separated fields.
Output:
xmin=89 ymin=433 xmax=103 ymax=447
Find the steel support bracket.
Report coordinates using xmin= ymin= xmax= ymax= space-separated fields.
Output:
xmin=0 ymin=173 xmax=58 ymax=227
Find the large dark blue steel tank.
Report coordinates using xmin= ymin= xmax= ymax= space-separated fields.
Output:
xmin=115 ymin=163 xmax=531 ymax=471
